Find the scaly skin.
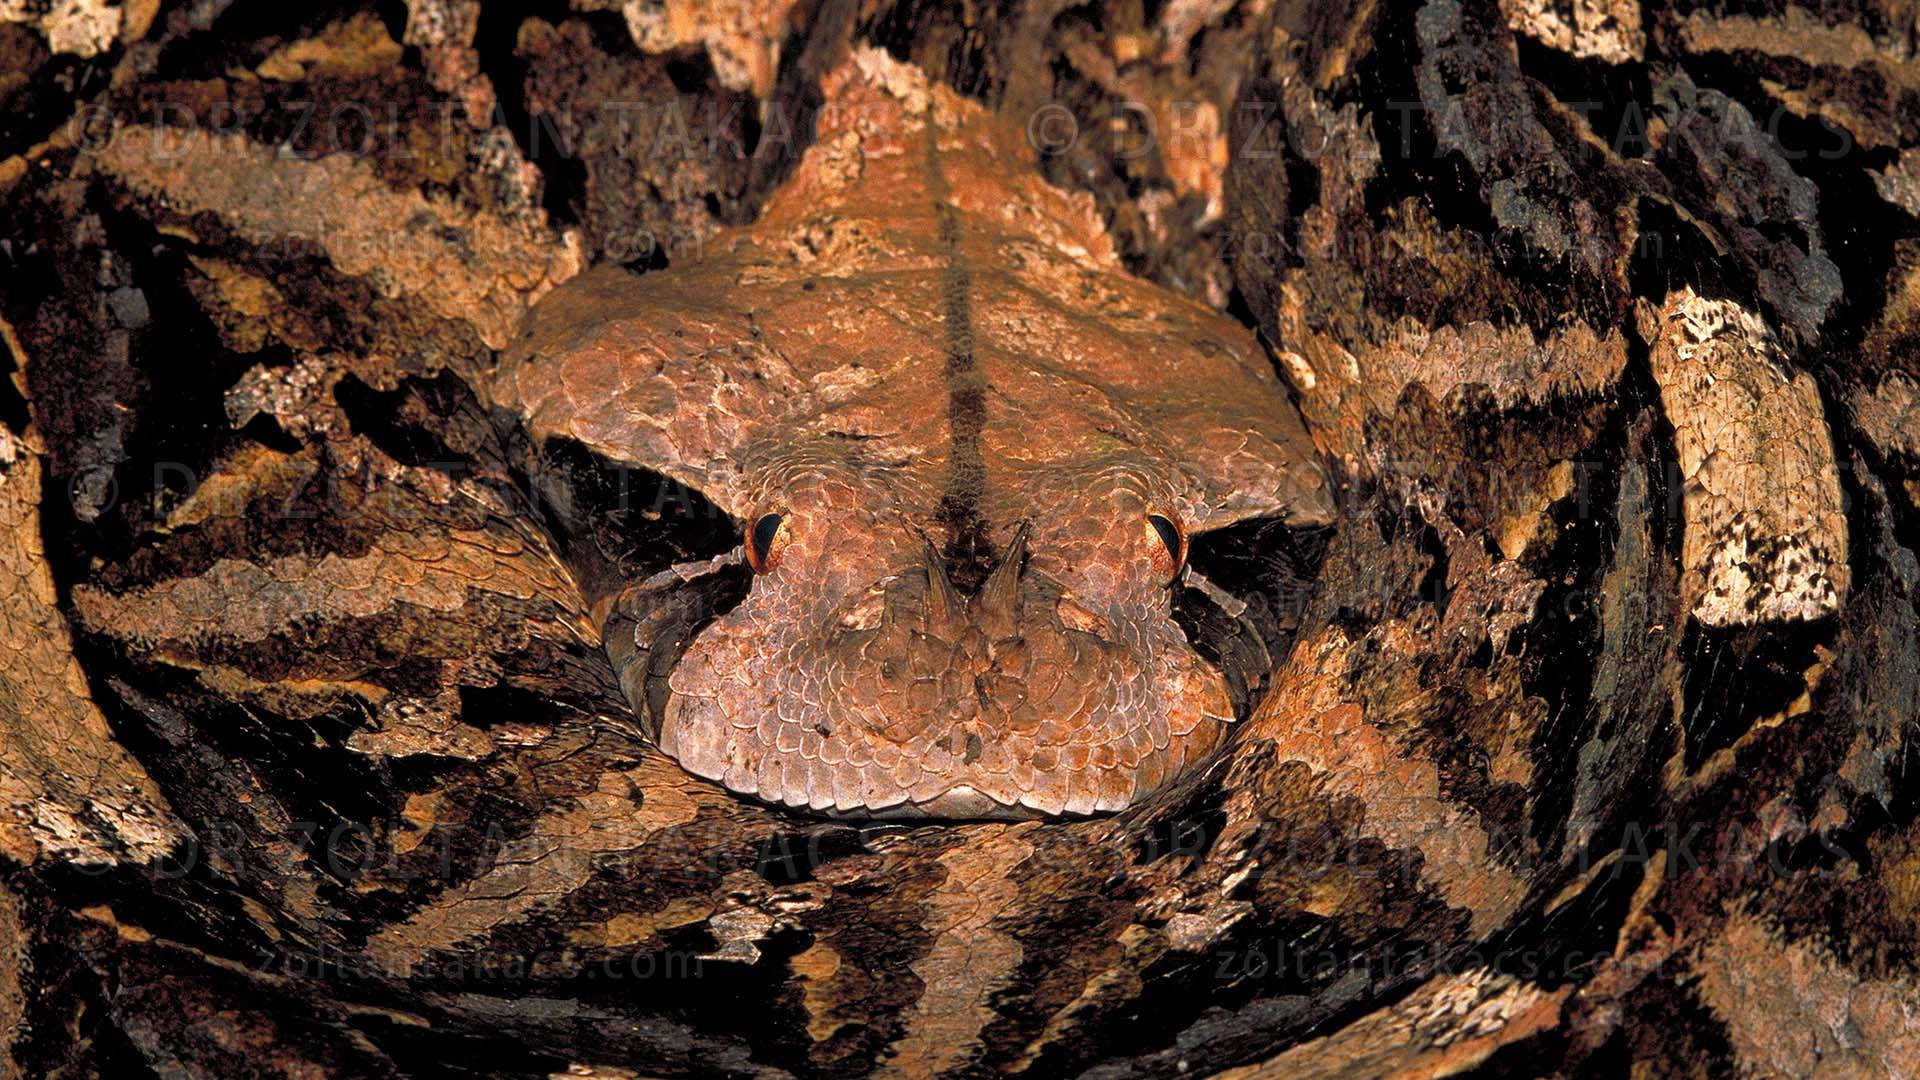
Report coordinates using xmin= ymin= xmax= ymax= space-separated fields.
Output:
xmin=492 ymin=52 xmax=1331 ymax=817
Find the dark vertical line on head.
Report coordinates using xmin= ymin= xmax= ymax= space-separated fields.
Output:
xmin=923 ymin=112 xmax=995 ymax=593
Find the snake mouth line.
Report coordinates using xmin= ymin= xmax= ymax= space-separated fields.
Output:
xmin=655 ymin=719 xmax=1232 ymax=820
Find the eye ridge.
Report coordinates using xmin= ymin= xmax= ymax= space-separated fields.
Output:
xmin=748 ymin=512 xmax=787 ymax=573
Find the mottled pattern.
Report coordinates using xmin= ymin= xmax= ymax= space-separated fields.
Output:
xmin=1641 ymin=288 xmax=1849 ymax=625
xmin=6 ymin=1 xmax=1918 ymax=1074
xmin=493 ymin=52 xmax=1332 ymax=816
xmin=0 ymin=424 xmax=183 ymax=866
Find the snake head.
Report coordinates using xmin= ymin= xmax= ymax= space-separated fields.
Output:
xmin=653 ymin=470 xmax=1237 ymax=818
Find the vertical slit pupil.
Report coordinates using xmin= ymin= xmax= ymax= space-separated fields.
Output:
xmin=751 ymin=513 xmax=784 ymax=569
xmin=1148 ymin=514 xmax=1183 ymax=563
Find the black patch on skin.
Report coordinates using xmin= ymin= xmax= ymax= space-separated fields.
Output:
xmin=751 ymin=825 xmax=876 ymax=885
xmin=1133 ymin=802 xmax=1228 ymax=867
xmin=604 ymin=557 xmax=753 ymax=739
xmin=1171 ymin=581 xmax=1271 ymax=720
xmin=518 ymin=435 xmax=740 ymax=609
xmin=1177 ymin=518 xmax=1332 ymax=717
xmin=1679 ymin=618 xmax=1833 ymax=772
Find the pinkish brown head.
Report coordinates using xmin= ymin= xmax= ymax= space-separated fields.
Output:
xmin=656 ymin=458 xmax=1241 ymax=818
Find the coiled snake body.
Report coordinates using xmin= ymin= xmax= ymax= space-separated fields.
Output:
xmin=492 ymin=59 xmax=1331 ymax=818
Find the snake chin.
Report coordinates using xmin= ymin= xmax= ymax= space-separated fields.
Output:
xmin=656 ymin=541 xmax=1234 ymax=819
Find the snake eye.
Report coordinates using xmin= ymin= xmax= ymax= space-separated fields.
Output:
xmin=747 ymin=512 xmax=789 ymax=574
xmin=1145 ymin=513 xmax=1186 ymax=581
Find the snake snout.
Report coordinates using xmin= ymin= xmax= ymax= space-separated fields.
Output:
xmin=658 ymin=525 xmax=1232 ymax=818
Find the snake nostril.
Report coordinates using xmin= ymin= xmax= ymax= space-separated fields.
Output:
xmin=960 ymin=726 xmax=990 ymax=760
